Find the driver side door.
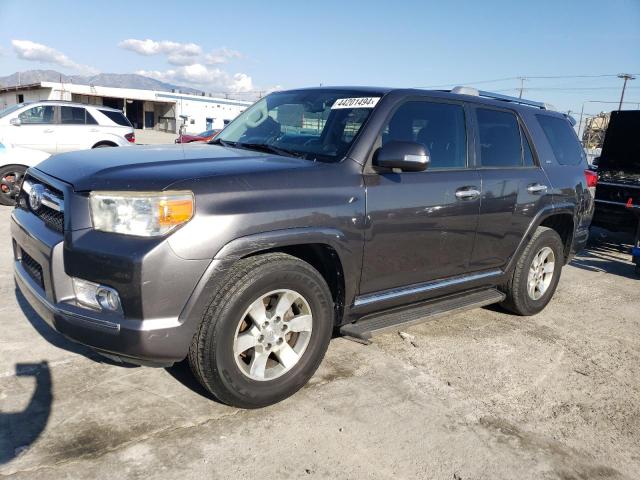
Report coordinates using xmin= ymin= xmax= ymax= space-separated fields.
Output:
xmin=360 ymin=99 xmax=481 ymax=302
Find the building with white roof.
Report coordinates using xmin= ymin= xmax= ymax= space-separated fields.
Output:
xmin=0 ymin=81 xmax=252 ymax=134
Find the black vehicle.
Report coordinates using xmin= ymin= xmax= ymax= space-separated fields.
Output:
xmin=592 ymin=110 xmax=640 ymax=231
xmin=591 ymin=110 xmax=640 ymax=274
xmin=11 ymin=86 xmax=593 ymax=408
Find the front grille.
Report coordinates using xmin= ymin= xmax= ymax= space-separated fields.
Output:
xmin=36 ymin=205 xmax=64 ymax=232
xmin=21 ymin=251 xmax=44 ymax=288
xmin=19 ymin=176 xmax=65 ymax=233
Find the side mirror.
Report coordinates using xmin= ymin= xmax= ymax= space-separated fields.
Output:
xmin=373 ymin=141 xmax=430 ymax=172
xmin=10 ymin=118 xmax=21 ymax=126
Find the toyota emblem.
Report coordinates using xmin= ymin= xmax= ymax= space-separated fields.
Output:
xmin=29 ymin=184 xmax=45 ymax=211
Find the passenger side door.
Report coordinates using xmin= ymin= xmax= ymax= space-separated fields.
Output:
xmin=360 ymin=99 xmax=481 ymax=296
xmin=15 ymin=105 xmax=57 ymax=153
xmin=470 ymin=106 xmax=553 ymax=270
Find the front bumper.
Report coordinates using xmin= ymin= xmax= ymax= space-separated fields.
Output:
xmin=11 ymin=205 xmax=213 ymax=367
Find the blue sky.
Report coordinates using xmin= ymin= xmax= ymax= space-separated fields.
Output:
xmin=1 ymin=0 xmax=639 ymax=120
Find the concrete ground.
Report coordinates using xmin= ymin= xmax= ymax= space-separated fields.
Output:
xmin=0 ymin=205 xmax=639 ymax=479
xmin=134 ymin=129 xmax=177 ymax=145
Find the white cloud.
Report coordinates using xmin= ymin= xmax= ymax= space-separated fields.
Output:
xmin=11 ymin=39 xmax=98 ymax=74
xmin=119 ymin=39 xmax=202 ymax=65
xmin=137 ymin=63 xmax=254 ymax=93
xmin=203 ymin=47 xmax=242 ymax=65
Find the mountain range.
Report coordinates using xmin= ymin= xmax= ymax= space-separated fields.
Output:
xmin=0 ymin=69 xmax=203 ymax=95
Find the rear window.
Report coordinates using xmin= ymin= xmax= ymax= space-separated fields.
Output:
xmin=98 ymin=109 xmax=132 ymax=127
xmin=537 ymin=115 xmax=584 ymax=165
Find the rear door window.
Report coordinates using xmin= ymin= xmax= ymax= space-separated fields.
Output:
xmin=476 ymin=108 xmax=525 ymax=167
xmin=60 ymin=106 xmax=87 ymax=124
xmin=86 ymin=111 xmax=98 ymax=125
xmin=537 ymin=115 xmax=584 ymax=165
xmin=98 ymin=109 xmax=132 ymax=127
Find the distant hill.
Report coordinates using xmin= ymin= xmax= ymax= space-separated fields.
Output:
xmin=0 ymin=69 xmax=203 ymax=95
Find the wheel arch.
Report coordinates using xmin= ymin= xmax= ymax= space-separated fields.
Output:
xmin=213 ymin=228 xmax=355 ymax=325
xmin=92 ymin=140 xmax=118 ymax=148
xmin=505 ymin=204 xmax=577 ymax=274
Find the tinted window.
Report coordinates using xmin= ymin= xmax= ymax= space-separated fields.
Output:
xmin=61 ymin=106 xmax=86 ymax=124
xmin=537 ymin=114 xmax=584 ymax=166
xmin=477 ymin=109 xmax=523 ymax=167
xmin=382 ymin=101 xmax=466 ymax=169
xmin=521 ymin=126 xmax=535 ymax=167
xmin=86 ymin=111 xmax=98 ymax=125
xmin=98 ymin=109 xmax=132 ymax=127
xmin=18 ymin=105 xmax=54 ymax=124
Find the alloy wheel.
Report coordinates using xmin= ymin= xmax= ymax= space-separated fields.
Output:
xmin=233 ymin=289 xmax=313 ymax=381
xmin=527 ymin=246 xmax=555 ymax=300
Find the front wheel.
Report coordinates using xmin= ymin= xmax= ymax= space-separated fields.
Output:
xmin=0 ymin=164 xmax=27 ymax=206
xmin=501 ymin=226 xmax=564 ymax=316
xmin=188 ymin=253 xmax=333 ymax=408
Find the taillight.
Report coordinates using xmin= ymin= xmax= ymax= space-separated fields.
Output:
xmin=584 ymin=169 xmax=598 ymax=189
xmin=125 ymin=132 xmax=135 ymax=143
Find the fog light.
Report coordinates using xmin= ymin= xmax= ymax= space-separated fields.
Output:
xmin=72 ymin=278 xmax=121 ymax=312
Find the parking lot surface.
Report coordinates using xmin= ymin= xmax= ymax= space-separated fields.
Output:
xmin=1 ymin=205 xmax=639 ymax=479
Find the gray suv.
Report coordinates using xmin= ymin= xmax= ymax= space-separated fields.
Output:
xmin=11 ymin=86 xmax=593 ymax=408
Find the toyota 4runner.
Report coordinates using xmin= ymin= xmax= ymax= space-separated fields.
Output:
xmin=11 ymin=86 xmax=593 ymax=408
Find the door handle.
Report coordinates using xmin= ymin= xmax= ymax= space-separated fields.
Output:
xmin=527 ymin=183 xmax=548 ymax=194
xmin=455 ymin=188 xmax=481 ymax=200
xmin=43 ymin=129 xmax=54 ymax=133
xmin=89 ymin=128 xmax=99 ymax=132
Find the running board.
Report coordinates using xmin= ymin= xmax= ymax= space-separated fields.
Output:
xmin=340 ymin=288 xmax=505 ymax=340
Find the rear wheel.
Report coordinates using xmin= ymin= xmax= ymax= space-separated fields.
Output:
xmin=188 ymin=253 xmax=333 ymax=408
xmin=501 ymin=226 xmax=564 ymax=316
xmin=0 ymin=164 xmax=27 ymax=206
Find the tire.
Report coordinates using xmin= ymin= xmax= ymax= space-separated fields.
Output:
xmin=188 ymin=252 xmax=334 ymax=408
xmin=92 ymin=143 xmax=116 ymax=148
xmin=500 ymin=226 xmax=564 ymax=316
xmin=0 ymin=164 xmax=27 ymax=207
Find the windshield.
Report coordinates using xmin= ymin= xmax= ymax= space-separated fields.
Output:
xmin=216 ymin=90 xmax=382 ymax=162
xmin=0 ymin=103 xmax=27 ymax=118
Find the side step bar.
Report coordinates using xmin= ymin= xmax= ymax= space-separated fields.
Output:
xmin=340 ymin=288 xmax=506 ymax=340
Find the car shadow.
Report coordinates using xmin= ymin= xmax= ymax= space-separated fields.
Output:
xmin=0 ymin=362 xmax=52 ymax=464
xmin=14 ymin=287 xmax=137 ymax=368
xmin=164 ymin=360 xmax=218 ymax=402
xmin=570 ymin=228 xmax=638 ymax=280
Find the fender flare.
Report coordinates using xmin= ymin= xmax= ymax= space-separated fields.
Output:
xmin=504 ymin=203 xmax=576 ymax=274
xmin=214 ymin=227 xmax=352 ymax=261
xmin=177 ymin=227 xmax=358 ymax=344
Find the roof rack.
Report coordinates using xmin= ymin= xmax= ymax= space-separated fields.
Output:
xmin=450 ymin=86 xmax=554 ymax=110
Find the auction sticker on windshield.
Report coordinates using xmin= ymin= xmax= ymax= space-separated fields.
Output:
xmin=331 ymin=97 xmax=380 ymax=109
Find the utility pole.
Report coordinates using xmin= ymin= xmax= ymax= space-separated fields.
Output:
xmin=517 ymin=77 xmax=527 ymax=98
xmin=617 ymin=73 xmax=636 ymax=110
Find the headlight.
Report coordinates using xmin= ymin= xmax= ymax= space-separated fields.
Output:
xmin=89 ymin=191 xmax=194 ymax=237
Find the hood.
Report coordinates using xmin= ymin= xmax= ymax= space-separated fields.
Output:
xmin=598 ymin=110 xmax=640 ymax=174
xmin=34 ymin=143 xmax=317 ymax=191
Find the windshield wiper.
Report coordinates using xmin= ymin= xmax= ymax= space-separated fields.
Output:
xmin=210 ymin=138 xmax=236 ymax=147
xmin=236 ymin=143 xmax=308 ymax=159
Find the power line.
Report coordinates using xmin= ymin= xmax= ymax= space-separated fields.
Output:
xmin=413 ymin=73 xmax=640 ymax=89
xmin=494 ymin=86 xmax=640 ymax=92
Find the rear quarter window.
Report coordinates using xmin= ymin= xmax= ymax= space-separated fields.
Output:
xmin=98 ymin=109 xmax=132 ymax=127
xmin=536 ymin=115 xmax=584 ymax=166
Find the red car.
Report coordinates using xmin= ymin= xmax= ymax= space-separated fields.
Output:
xmin=175 ymin=129 xmax=221 ymax=144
